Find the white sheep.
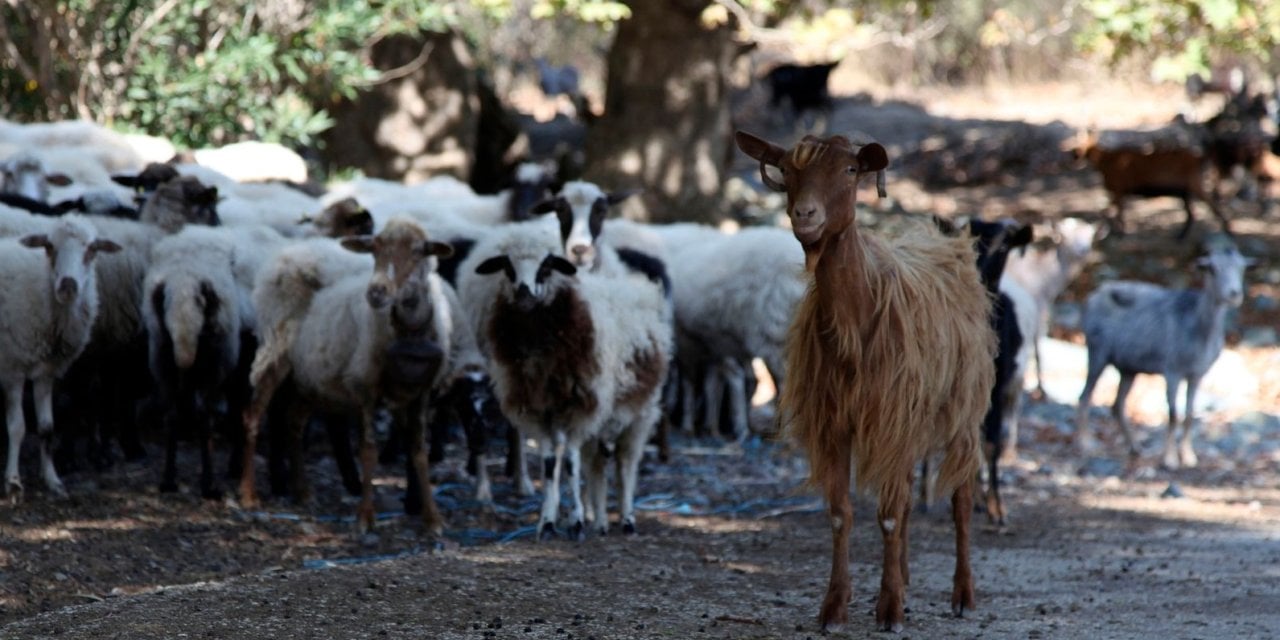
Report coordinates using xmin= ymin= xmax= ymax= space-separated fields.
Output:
xmin=190 ymin=141 xmax=309 ymax=184
xmin=459 ymin=224 xmax=672 ymax=538
xmin=241 ymin=218 xmax=461 ymax=537
xmin=1 ymin=217 xmax=120 ymax=500
xmin=144 ymin=227 xmax=243 ymax=498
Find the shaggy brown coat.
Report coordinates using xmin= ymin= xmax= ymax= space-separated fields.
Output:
xmin=736 ymin=130 xmax=995 ymax=633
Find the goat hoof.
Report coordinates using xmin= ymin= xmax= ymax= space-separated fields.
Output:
xmin=568 ymin=521 xmax=585 ymax=542
xmin=538 ymin=521 xmax=556 ymax=541
xmin=622 ymin=521 xmax=637 ymax=536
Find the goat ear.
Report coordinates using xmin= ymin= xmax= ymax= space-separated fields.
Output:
xmin=544 ymin=255 xmax=577 ymax=276
xmin=856 ymin=143 xmax=888 ymax=173
xmin=735 ymin=130 xmax=784 ymax=166
xmin=88 ymin=238 xmax=122 ymax=254
xmin=475 ymin=255 xmax=513 ymax=276
xmin=340 ymin=235 xmax=376 ymax=254
xmin=424 ymin=240 xmax=454 ymax=259
xmin=46 ymin=173 xmax=72 ymax=187
xmin=19 ymin=234 xmax=52 ymax=250
xmin=606 ymin=189 xmax=640 ymax=206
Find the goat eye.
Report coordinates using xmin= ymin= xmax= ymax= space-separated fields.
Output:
xmin=845 ymin=166 xmax=856 ymax=175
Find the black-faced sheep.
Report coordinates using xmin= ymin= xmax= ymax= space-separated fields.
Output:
xmin=460 ymin=224 xmax=672 ymax=538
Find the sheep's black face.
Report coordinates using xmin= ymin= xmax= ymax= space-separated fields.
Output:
xmin=476 ymin=253 xmax=577 ymax=312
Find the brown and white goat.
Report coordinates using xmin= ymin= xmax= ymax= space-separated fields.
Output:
xmin=736 ymin=131 xmax=995 ymax=632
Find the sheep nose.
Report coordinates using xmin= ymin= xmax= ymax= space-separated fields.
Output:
xmin=515 ymin=283 xmax=533 ymax=301
xmin=57 ymin=277 xmax=78 ymax=299
xmin=366 ymin=285 xmax=390 ymax=308
xmin=570 ymin=245 xmax=590 ymax=257
xmin=399 ymin=293 xmax=420 ymax=310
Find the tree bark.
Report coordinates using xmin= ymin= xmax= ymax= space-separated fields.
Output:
xmin=584 ymin=0 xmax=736 ymax=224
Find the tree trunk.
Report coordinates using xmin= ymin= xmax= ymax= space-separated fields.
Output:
xmin=584 ymin=0 xmax=735 ymax=224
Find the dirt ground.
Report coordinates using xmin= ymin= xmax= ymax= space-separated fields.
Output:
xmin=3 ymin=79 xmax=1280 ymax=639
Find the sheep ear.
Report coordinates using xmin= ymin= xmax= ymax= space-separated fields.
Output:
xmin=52 ymin=198 xmax=85 ymax=214
xmin=931 ymin=215 xmax=959 ymax=236
xmin=544 ymin=255 xmax=577 ymax=276
xmin=1009 ymin=224 xmax=1034 ymax=248
xmin=89 ymin=238 xmax=122 ymax=254
xmin=341 ymin=235 xmax=376 ymax=254
xmin=606 ymin=189 xmax=640 ymax=206
xmin=856 ymin=143 xmax=888 ymax=173
xmin=475 ymin=255 xmax=513 ymax=277
xmin=20 ymin=234 xmax=52 ymax=250
xmin=111 ymin=175 xmax=141 ymax=188
xmin=423 ymin=240 xmax=454 ymax=259
xmin=46 ymin=173 xmax=72 ymax=187
xmin=530 ymin=198 xmax=560 ymax=215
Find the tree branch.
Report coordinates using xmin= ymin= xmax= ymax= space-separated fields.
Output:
xmin=711 ymin=0 xmax=794 ymax=44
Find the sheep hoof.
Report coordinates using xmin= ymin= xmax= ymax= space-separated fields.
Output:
xmin=622 ymin=521 xmax=637 ymax=536
xmin=5 ymin=478 xmax=23 ymax=503
xmin=568 ymin=521 xmax=585 ymax=542
xmin=538 ymin=521 xmax=556 ymax=541
xmin=46 ymin=481 xmax=68 ymax=499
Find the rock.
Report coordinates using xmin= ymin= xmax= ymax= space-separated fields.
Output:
xmin=1251 ymin=294 xmax=1280 ymax=313
xmin=1161 ymin=482 xmax=1184 ymax=499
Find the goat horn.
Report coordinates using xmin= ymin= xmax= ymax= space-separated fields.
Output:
xmin=875 ymin=170 xmax=886 ymax=198
xmin=758 ymin=161 xmax=785 ymax=193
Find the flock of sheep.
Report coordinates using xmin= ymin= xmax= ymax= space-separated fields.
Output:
xmin=0 ymin=103 xmax=1259 ymax=631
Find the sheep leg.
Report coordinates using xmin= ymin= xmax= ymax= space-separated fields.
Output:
xmin=1160 ymin=375 xmax=1183 ymax=469
xmin=875 ymin=483 xmax=909 ymax=633
xmin=324 ymin=413 xmax=362 ymax=497
xmin=537 ymin=435 xmax=565 ymax=540
xmin=1178 ymin=375 xmax=1201 ymax=468
xmin=1111 ymin=371 xmax=1139 ymax=459
xmin=566 ymin=442 xmax=585 ymax=541
xmin=511 ymin=428 xmax=534 ymax=497
xmin=355 ymin=408 xmax=378 ymax=536
xmin=678 ymin=372 xmax=696 ymax=434
xmin=1031 ymin=316 xmax=1048 ymax=400
xmin=583 ymin=442 xmax=609 ymax=536
xmin=403 ymin=398 xmax=444 ymax=540
xmin=724 ymin=360 xmax=749 ymax=442
xmin=951 ymin=477 xmax=977 ymax=617
xmin=4 ymin=381 xmax=26 ymax=500
xmin=817 ymin=440 xmax=853 ymax=632
xmin=31 ymin=378 xmax=66 ymax=498
xmin=984 ymin=439 xmax=1006 ymax=526
xmin=197 ymin=394 xmax=224 ymax=500
xmin=1075 ymin=353 xmax=1107 ymax=453
xmin=700 ymin=365 xmax=723 ymax=438
xmin=240 ymin=362 xmax=291 ymax=508
xmin=287 ymin=405 xmax=314 ymax=504
xmin=618 ymin=426 xmax=647 ymax=535
xmin=159 ymin=378 xmax=184 ymax=494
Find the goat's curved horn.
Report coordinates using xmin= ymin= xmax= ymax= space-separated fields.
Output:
xmin=758 ymin=161 xmax=785 ymax=193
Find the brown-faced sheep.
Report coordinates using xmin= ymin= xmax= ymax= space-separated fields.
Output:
xmin=735 ymin=131 xmax=995 ymax=632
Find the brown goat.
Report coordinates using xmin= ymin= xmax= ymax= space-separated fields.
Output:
xmin=736 ymin=131 xmax=995 ymax=632
xmin=1075 ymin=130 xmax=1230 ymax=239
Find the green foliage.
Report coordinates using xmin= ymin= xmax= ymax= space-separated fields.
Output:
xmin=1078 ymin=0 xmax=1280 ymax=80
xmin=0 ymin=1 xmax=453 ymax=149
